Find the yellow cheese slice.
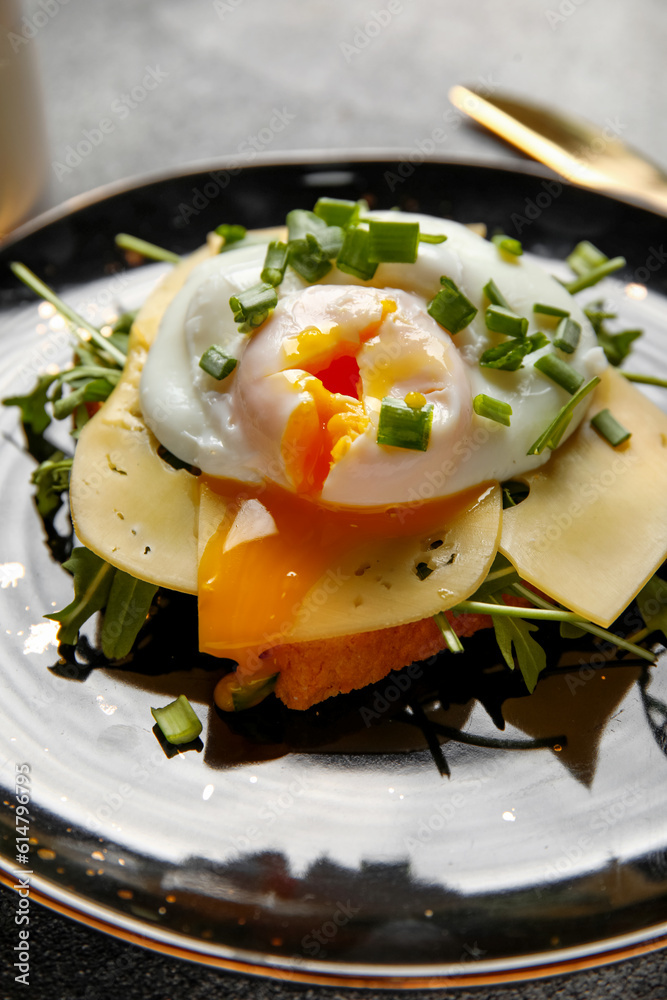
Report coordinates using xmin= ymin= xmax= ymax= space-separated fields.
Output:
xmin=197 ymin=480 xmax=502 ymax=643
xmin=500 ymin=367 xmax=667 ymax=627
xmin=69 ymin=242 xmax=215 ymax=592
xmin=71 ymin=227 xmax=288 ymax=593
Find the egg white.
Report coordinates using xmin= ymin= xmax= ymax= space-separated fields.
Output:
xmin=140 ymin=211 xmax=606 ymax=506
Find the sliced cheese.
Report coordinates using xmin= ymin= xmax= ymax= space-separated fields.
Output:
xmin=197 ymin=479 xmax=501 ymax=643
xmin=69 ymin=242 xmax=216 ymax=593
xmin=500 ymin=367 xmax=667 ymax=627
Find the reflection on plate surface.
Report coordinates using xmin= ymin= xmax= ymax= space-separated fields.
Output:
xmin=2 ymin=159 xmax=667 ymax=986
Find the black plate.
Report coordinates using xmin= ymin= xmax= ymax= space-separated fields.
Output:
xmin=2 ymin=157 xmax=667 ymax=989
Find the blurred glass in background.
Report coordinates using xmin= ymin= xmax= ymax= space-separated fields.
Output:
xmin=0 ymin=0 xmax=49 ymax=239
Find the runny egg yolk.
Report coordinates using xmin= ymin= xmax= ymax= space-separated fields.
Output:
xmin=198 ymin=476 xmax=491 ymax=664
xmin=279 ymin=299 xmax=397 ymax=496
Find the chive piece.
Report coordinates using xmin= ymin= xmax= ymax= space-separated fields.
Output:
xmin=566 ymin=240 xmax=608 ymax=277
xmin=313 ymin=197 xmax=358 ymax=228
xmin=533 ymin=302 xmax=570 ymax=319
xmin=527 ymin=376 xmax=600 ymax=455
xmin=562 ymin=257 xmax=626 ymax=294
xmin=229 ymin=282 xmax=277 ymax=330
xmin=215 ymin=672 xmax=278 ymax=712
xmin=483 ymin=279 xmax=510 ymax=309
xmin=433 ymin=611 xmax=464 ymax=653
xmin=199 ymin=347 xmax=237 ymax=381
xmin=479 ymin=332 xmax=548 ymax=372
xmin=9 ymin=262 xmax=127 ymax=367
xmin=485 ymin=305 xmax=529 ymax=338
xmin=492 ymin=234 xmax=523 ymax=256
xmin=553 ymin=316 xmax=582 ymax=354
xmin=336 ymin=227 xmax=378 ymax=280
xmin=214 ymin=223 xmax=247 ymax=247
xmin=591 ymin=408 xmax=631 ymax=447
xmin=415 ymin=562 xmax=433 ymax=580
xmin=377 ymin=397 xmax=433 ymax=452
xmin=261 ymin=241 xmax=289 ymax=286
xmin=151 ymin=695 xmax=202 ymax=745
xmin=367 ymin=220 xmax=420 ymax=263
xmin=427 ymin=276 xmax=477 ymax=334
xmin=419 ymin=233 xmax=448 ymax=245
xmin=288 ymin=233 xmax=334 ymax=283
xmin=115 ymin=233 xmax=181 ymax=264
xmin=473 ymin=393 xmax=512 ymax=426
xmin=533 ymin=354 xmax=585 ymax=394
xmin=286 ymin=208 xmax=328 ymax=242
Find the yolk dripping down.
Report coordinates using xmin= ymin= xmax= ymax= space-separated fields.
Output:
xmin=198 ymin=477 xmax=492 ymax=663
xmin=279 ymin=299 xmax=397 ymax=496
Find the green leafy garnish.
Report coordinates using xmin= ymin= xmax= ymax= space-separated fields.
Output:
xmin=584 ymin=303 xmax=642 ymax=366
xmin=590 ymin=408 xmax=631 ymax=447
xmin=427 ymin=276 xmax=477 ymax=334
xmin=46 ymin=547 xmax=157 ymax=658
xmin=636 ymin=575 xmax=667 ymax=644
xmin=473 ymin=393 xmax=512 ymax=426
xmin=490 ymin=598 xmax=546 ymax=693
xmin=46 ymin=548 xmax=115 ymax=646
xmin=377 ymin=397 xmax=433 ymax=451
xmin=32 ymin=453 xmax=73 ymax=517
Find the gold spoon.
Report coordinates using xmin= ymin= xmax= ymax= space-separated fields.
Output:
xmin=449 ymin=84 xmax=667 ymax=215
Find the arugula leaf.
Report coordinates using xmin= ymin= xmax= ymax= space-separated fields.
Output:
xmin=46 ymin=546 xmax=158 ymax=657
xmin=31 ymin=453 xmax=72 ymax=517
xmin=491 ymin=599 xmax=547 ymax=692
xmin=3 ymin=373 xmax=58 ymax=435
xmin=636 ymin=574 xmax=667 ymax=643
xmin=53 ymin=377 xmax=116 ymax=420
xmin=101 ymin=572 xmax=158 ymax=659
xmin=46 ymin=547 xmax=115 ymax=645
xmin=584 ymin=303 xmax=642 ymax=366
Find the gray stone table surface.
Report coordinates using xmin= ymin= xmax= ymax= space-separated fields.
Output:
xmin=2 ymin=0 xmax=667 ymax=998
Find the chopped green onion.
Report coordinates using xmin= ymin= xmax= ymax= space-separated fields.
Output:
xmin=527 ymin=376 xmax=600 ymax=455
xmin=377 ymin=396 xmax=433 ymax=451
xmin=553 ymin=316 xmax=582 ymax=354
xmin=480 ymin=332 xmax=547 ymax=372
xmin=533 ymin=302 xmax=570 ymax=319
xmin=115 ymin=233 xmax=181 ymax=264
xmin=415 ymin=562 xmax=433 ymax=580
xmin=151 ymin=695 xmax=202 ymax=745
xmin=215 ymin=672 xmax=278 ymax=712
xmin=286 ymin=208 xmax=327 ymax=241
xmin=313 ymin=197 xmax=358 ymax=227
xmin=199 ymin=346 xmax=237 ymax=381
xmin=367 ymin=220 xmax=419 ymax=263
xmin=590 ymin=408 xmax=631 ymax=447
xmin=492 ymin=234 xmax=523 ymax=256
xmin=433 ymin=611 xmax=464 ymax=653
xmin=483 ymin=279 xmax=510 ymax=308
xmin=562 ymin=257 xmax=626 ymax=294
xmin=427 ymin=276 xmax=477 ymax=334
xmin=336 ymin=227 xmax=377 ymax=281
xmin=229 ymin=282 xmax=277 ymax=330
xmin=533 ymin=353 xmax=585 ymax=394
xmin=9 ymin=262 xmax=127 ymax=367
xmin=261 ymin=241 xmax=289 ymax=286
xmin=418 ymin=233 xmax=448 ymax=245
xmin=214 ymin=223 xmax=247 ymax=247
xmin=288 ymin=233 xmax=334 ymax=283
xmin=485 ymin=305 xmax=528 ymax=338
xmin=566 ymin=240 xmax=608 ymax=277
xmin=473 ymin=393 xmax=512 ymax=426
